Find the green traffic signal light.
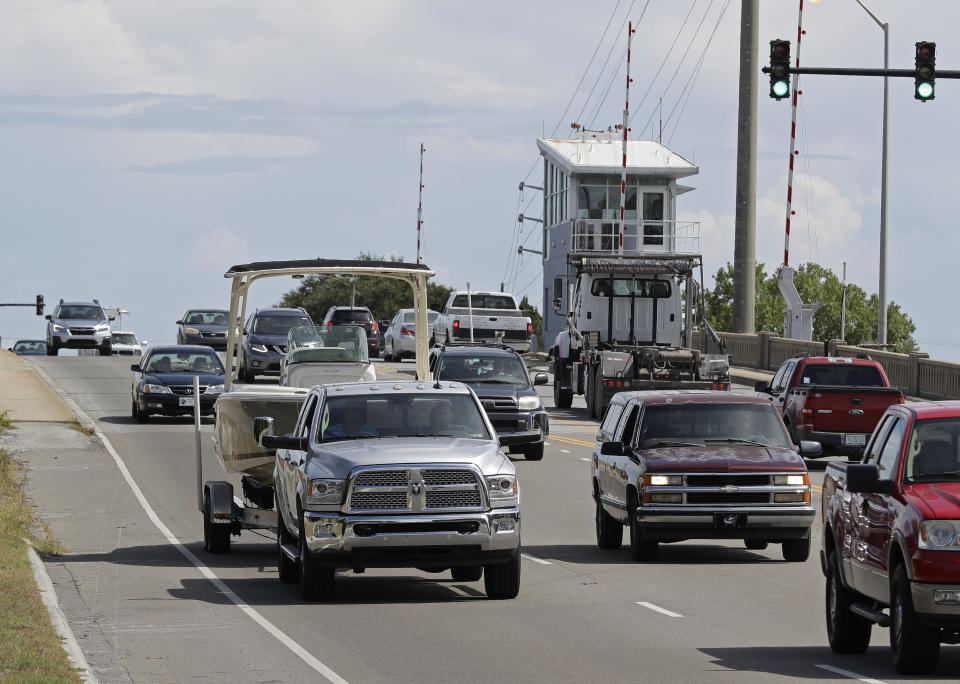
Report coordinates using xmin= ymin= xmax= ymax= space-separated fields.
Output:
xmin=768 ymin=39 xmax=791 ymax=100
xmin=916 ymin=81 xmax=934 ymax=100
xmin=772 ymin=80 xmax=790 ymax=98
xmin=915 ymin=41 xmax=936 ymax=102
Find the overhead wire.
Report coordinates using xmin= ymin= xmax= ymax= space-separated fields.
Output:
xmin=631 ymin=0 xmax=698 ymax=123
xmin=574 ymin=0 xmax=637 ymax=126
xmin=586 ymin=0 xmax=652 ymax=128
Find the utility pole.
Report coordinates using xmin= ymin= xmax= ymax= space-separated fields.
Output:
xmin=733 ymin=0 xmax=758 ymax=334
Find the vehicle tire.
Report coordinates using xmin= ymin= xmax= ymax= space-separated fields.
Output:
xmin=99 ymin=341 xmax=112 ymax=356
xmin=203 ymin=491 xmax=231 ymax=554
xmin=744 ymin=539 xmax=768 ymax=550
xmin=596 ymin=497 xmax=623 ymax=550
xmin=484 ymin=547 xmax=521 ymax=600
xmin=593 ymin=366 xmax=604 ymax=419
xmin=47 ymin=343 xmax=57 ymax=356
xmin=383 ymin=341 xmax=393 ymax=362
xmin=276 ymin=504 xmax=298 ymax=584
xmin=782 ymin=536 xmax=811 ymax=562
xmin=523 ymin=442 xmax=544 ymax=461
xmin=446 ymin=332 xmax=452 ymax=345
xmin=133 ymin=398 xmax=149 ymax=424
xmin=629 ymin=501 xmax=658 ymax=561
xmin=891 ymin=563 xmax=939 ymax=674
xmin=299 ymin=517 xmax=334 ymax=601
xmin=451 ymin=566 xmax=483 ymax=582
xmin=825 ymin=550 xmax=871 ymax=654
xmin=585 ymin=367 xmax=596 ymax=418
xmin=554 ymin=373 xmax=573 ymax=410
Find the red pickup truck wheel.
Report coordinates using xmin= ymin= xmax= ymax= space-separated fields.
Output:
xmin=825 ymin=551 xmax=871 ymax=653
xmin=890 ymin=564 xmax=939 ymax=675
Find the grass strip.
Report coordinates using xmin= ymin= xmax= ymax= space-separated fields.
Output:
xmin=0 ymin=413 xmax=78 ymax=682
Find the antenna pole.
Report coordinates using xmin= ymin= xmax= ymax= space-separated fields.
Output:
xmin=618 ymin=21 xmax=636 ymax=251
xmin=417 ymin=143 xmax=425 ymax=264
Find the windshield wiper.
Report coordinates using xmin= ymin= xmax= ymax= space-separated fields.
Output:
xmin=913 ymin=469 xmax=960 ymax=479
xmin=704 ymin=438 xmax=769 ymax=447
xmin=643 ymin=440 xmax=703 ymax=448
xmin=322 ymin=435 xmax=380 ymax=443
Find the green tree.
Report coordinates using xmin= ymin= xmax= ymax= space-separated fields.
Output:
xmin=279 ymin=253 xmax=454 ymax=323
xmin=704 ymin=262 xmax=917 ymax=353
xmin=519 ymin=295 xmax=542 ymax=338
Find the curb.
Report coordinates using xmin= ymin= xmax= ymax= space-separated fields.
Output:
xmin=27 ymin=363 xmax=97 ymax=434
xmin=24 ymin=539 xmax=98 ymax=683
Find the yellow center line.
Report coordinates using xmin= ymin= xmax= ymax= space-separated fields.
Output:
xmin=551 ymin=419 xmax=599 ymax=432
xmin=550 ymin=435 xmax=596 ymax=448
xmin=812 ymin=485 xmax=822 ymax=492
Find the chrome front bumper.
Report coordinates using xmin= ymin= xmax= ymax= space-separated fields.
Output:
xmin=302 ymin=509 xmax=521 ymax=566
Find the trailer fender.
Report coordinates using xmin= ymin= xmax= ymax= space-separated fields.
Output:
xmin=204 ymin=481 xmax=235 ymax=523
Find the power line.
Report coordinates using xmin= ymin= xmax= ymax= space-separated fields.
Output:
xmin=631 ymin=0 xmax=698 ymax=125
xmin=574 ymin=0 xmax=637 ymax=125
xmin=587 ymin=0 xmax=652 ymax=128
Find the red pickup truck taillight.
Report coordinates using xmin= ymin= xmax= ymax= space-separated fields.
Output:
xmin=801 ymin=393 xmax=815 ymax=429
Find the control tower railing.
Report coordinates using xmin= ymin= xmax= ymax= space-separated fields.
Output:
xmin=571 ymin=219 xmax=700 ymax=256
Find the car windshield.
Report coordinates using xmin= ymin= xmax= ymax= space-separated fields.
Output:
xmin=144 ymin=351 xmax=224 ymax=375
xmin=286 ymin=325 xmax=369 ymax=362
xmin=437 ymin=355 xmax=528 ymax=385
xmin=184 ymin=311 xmax=228 ymax=326
xmin=253 ymin=315 xmax=312 ymax=335
xmin=14 ymin=341 xmax=45 ymax=352
xmin=332 ymin=310 xmax=372 ymax=323
xmin=58 ymin=305 xmax=103 ymax=320
xmin=905 ymin=417 xmax=960 ymax=482
xmin=113 ymin=333 xmax=137 ymax=345
xmin=798 ymin=364 xmax=884 ymax=386
xmin=451 ymin=295 xmax=517 ymax=309
xmin=319 ymin=394 xmax=489 ymax=442
xmin=638 ymin=403 xmax=791 ymax=449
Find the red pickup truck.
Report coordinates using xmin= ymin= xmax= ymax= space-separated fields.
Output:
xmin=821 ymin=402 xmax=960 ymax=674
xmin=756 ymin=354 xmax=904 ymax=458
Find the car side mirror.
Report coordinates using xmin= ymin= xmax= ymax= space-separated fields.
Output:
xmin=534 ymin=373 xmax=549 ymax=386
xmin=141 ymin=340 xmax=148 ymax=346
xmin=798 ymin=440 xmax=822 ymax=457
xmin=44 ymin=315 xmax=52 ymax=321
xmin=254 ymin=416 xmax=274 ymax=444
xmin=846 ymin=463 xmax=894 ymax=495
xmin=754 ymin=381 xmax=770 ymax=393
xmin=130 ymin=364 xmax=142 ymax=372
xmin=600 ymin=441 xmax=626 ymax=456
xmin=176 ymin=320 xmax=184 ymax=325
xmin=108 ymin=316 xmax=116 ymax=322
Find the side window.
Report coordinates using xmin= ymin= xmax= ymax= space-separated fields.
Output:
xmin=600 ymin=402 xmax=625 ymax=440
xmin=773 ymin=361 xmax=796 ymax=392
xmin=863 ymin=415 xmax=894 ymax=463
xmin=618 ymin=403 xmax=640 ymax=446
xmin=875 ymin=417 xmax=906 ymax=481
xmin=297 ymin=395 xmax=318 ymax=439
xmin=769 ymin=362 xmax=788 ymax=391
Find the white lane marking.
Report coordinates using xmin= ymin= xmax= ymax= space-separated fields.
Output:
xmin=636 ymin=601 xmax=683 ymax=618
xmin=560 ymin=449 xmax=570 ymax=453
xmin=815 ymin=664 xmax=885 ymax=684
xmin=544 ymin=441 xmax=551 ymax=446
xmin=446 ymin=585 xmax=471 ymax=597
xmin=96 ymin=433 xmax=349 ymax=684
xmin=521 ymin=553 xmax=552 ymax=565
xmin=580 ymin=458 xmax=590 ymax=462
xmin=25 ymin=539 xmax=98 ymax=683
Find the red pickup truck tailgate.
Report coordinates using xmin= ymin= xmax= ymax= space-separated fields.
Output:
xmin=796 ymin=385 xmax=903 ymax=434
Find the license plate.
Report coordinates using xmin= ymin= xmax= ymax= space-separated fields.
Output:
xmin=843 ymin=433 xmax=866 ymax=446
xmin=179 ymin=396 xmax=195 ymax=407
xmin=714 ymin=512 xmax=747 ymax=529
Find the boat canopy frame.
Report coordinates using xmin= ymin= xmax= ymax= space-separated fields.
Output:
xmin=222 ymin=259 xmax=435 ymax=390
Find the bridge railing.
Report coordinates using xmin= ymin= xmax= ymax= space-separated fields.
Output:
xmin=693 ymin=330 xmax=949 ymax=399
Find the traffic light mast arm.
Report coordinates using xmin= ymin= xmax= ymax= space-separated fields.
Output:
xmin=763 ymin=66 xmax=960 ymax=78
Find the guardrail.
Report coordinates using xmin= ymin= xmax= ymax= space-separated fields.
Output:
xmin=693 ymin=330 xmax=953 ymax=400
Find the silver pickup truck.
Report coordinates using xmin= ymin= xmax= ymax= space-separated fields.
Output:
xmin=259 ymin=380 xmax=522 ymax=601
xmin=433 ymin=290 xmax=532 ymax=351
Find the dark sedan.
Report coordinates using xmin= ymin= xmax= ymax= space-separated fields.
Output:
xmin=176 ymin=309 xmax=230 ymax=350
xmin=10 ymin=340 xmax=48 ymax=356
xmin=131 ymin=346 xmax=226 ymax=423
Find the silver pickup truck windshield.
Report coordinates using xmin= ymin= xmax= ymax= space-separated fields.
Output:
xmin=639 ymin=403 xmax=791 ymax=449
xmin=319 ymin=394 xmax=490 ymax=442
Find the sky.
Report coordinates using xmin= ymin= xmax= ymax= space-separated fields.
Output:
xmin=1 ymin=0 xmax=956 ymax=359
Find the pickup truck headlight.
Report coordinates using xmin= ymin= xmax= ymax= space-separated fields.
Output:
xmin=142 ymin=384 xmax=172 ymax=394
xmin=204 ymin=384 xmax=224 ymax=395
xmin=184 ymin=327 xmax=200 ymax=335
xmin=306 ymin=479 xmax=344 ymax=507
xmin=250 ymin=343 xmax=269 ymax=353
xmin=517 ymin=395 xmax=542 ymax=410
xmin=919 ymin=520 xmax=960 ymax=550
xmin=487 ymin=475 xmax=519 ymax=507
xmin=644 ymin=474 xmax=682 ymax=486
xmin=774 ymin=474 xmax=809 ymax=486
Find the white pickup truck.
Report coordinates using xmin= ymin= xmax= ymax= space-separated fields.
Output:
xmin=432 ymin=291 xmax=532 ymax=352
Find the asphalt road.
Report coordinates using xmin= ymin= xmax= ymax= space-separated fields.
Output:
xmin=21 ymin=356 xmax=960 ymax=683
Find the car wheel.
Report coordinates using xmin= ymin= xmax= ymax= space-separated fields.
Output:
xmin=593 ymin=366 xmax=604 ymax=419
xmin=596 ymin=497 xmax=623 ymax=550
xmin=383 ymin=341 xmax=392 ymax=362
xmin=825 ymin=550 xmax=871 ymax=654
xmin=483 ymin=546 xmax=520 ymax=599
xmin=523 ymin=442 xmax=544 ymax=461
xmin=276 ymin=500 xmax=298 ymax=584
xmin=451 ymin=566 xmax=483 ymax=582
xmin=629 ymin=498 xmax=658 ymax=561
xmin=99 ymin=341 xmax=112 ymax=356
xmin=47 ymin=343 xmax=57 ymax=357
xmin=585 ymin=367 xmax=595 ymax=418
xmin=202 ymin=491 xmax=231 ymax=554
xmin=134 ymin=398 xmax=149 ymax=424
xmin=891 ymin=563 xmax=939 ymax=674
xmin=553 ymin=368 xmax=573 ymax=409
xmin=744 ymin=539 xmax=768 ymax=550
xmin=299 ymin=514 xmax=335 ymax=601
xmin=782 ymin=537 xmax=811 ymax=562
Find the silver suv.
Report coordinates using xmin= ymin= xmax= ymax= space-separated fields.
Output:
xmin=45 ymin=299 xmax=112 ymax=356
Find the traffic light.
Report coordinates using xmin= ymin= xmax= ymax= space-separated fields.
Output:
xmin=769 ymin=39 xmax=791 ymax=100
xmin=35 ymin=294 xmax=44 ymax=316
xmin=915 ymin=41 xmax=936 ymax=101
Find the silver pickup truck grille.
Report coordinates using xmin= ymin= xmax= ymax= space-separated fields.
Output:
xmin=347 ymin=466 xmax=485 ymax=513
